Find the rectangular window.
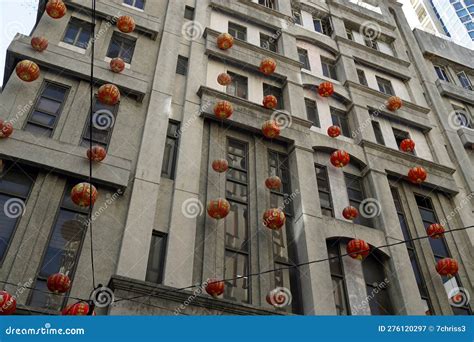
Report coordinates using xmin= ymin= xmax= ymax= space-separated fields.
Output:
xmin=0 ymin=163 xmax=36 ymax=263
xmin=63 ymin=18 xmax=92 ymax=49
xmin=392 ymin=128 xmax=414 ymax=154
xmin=225 ymin=139 xmax=250 ymax=303
xmin=376 ymin=76 xmax=394 ymax=95
xmin=305 ymin=98 xmax=320 ymax=127
xmin=321 ymin=58 xmax=338 ymax=80
xmin=344 ymin=174 xmax=373 ymax=227
xmin=123 ymin=0 xmax=145 ymax=10
xmin=263 ymin=83 xmax=283 ymax=110
xmin=81 ymin=99 xmax=118 ymax=149
xmin=260 ymin=33 xmax=277 ymax=53
xmin=228 ymin=22 xmax=247 ymax=41
xmin=457 ymin=71 xmax=473 ymax=90
xmin=292 ymin=9 xmax=302 ymax=25
xmin=25 ymin=82 xmax=69 ymax=137
xmin=258 ymin=0 xmax=276 ymax=9
xmin=357 ymin=69 xmax=368 ymax=86
xmin=346 ymin=29 xmax=353 ymax=40
xmin=176 ymin=55 xmax=189 ymax=75
xmin=145 ymin=231 xmax=167 ymax=284
xmin=330 ymin=108 xmax=350 ymax=137
xmin=434 ymin=65 xmax=450 ymax=82
xmin=184 ymin=5 xmax=195 ymax=20
xmin=27 ymin=182 xmax=89 ymax=309
xmin=313 ymin=17 xmax=332 ymax=36
xmin=362 ymin=255 xmax=394 ymax=315
xmin=327 ymin=241 xmax=350 ymax=315
xmin=372 ymin=121 xmax=385 ymax=145
xmin=315 ymin=164 xmax=333 ymax=217
xmin=106 ymin=32 xmax=136 ymax=64
xmin=226 ymin=72 xmax=248 ymax=99
xmin=298 ymin=48 xmax=310 ymax=70
xmin=364 ymin=38 xmax=379 ymax=50
xmin=161 ymin=121 xmax=180 ymax=179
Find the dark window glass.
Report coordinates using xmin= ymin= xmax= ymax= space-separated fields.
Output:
xmin=327 ymin=241 xmax=350 ymax=315
xmin=321 ymin=59 xmax=338 ymax=80
xmin=123 ymin=0 xmax=145 ymax=9
xmin=315 ymin=165 xmax=333 ymax=217
xmin=376 ymin=76 xmax=394 ymax=95
xmin=63 ymin=18 xmax=92 ymax=49
xmin=184 ymin=6 xmax=195 ymax=20
xmin=260 ymin=33 xmax=277 ymax=52
xmin=357 ymin=69 xmax=368 ymax=86
xmin=434 ymin=66 xmax=450 ymax=82
xmin=226 ymin=72 xmax=248 ymax=99
xmin=392 ymin=128 xmax=414 ymax=155
xmin=263 ymin=83 xmax=283 ymax=109
xmin=372 ymin=121 xmax=385 ymax=145
xmin=298 ymin=48 xmax=310 ymax=70
xmin=176 ymin=55 xmax=189 ymax=75
xmin=228 ymin=22 xmax=247 ymax=41
xmin=362 ymin=255 xmax=394 ymax=315
xmin=313 ymin=17 xmax=332 ymax=35
xmin=161 ymin=121 xmax=180 ymax=180
xmin=81 ymin=99 xmax=118 ymax=149
xmin=258 ymin=0 xmax=276 ymax=9
xmin=145 ymin=232 xmax=167 ymax=284
xmin=305 ymin=98 xmax=319 ymax=127
xmin=344 ymin=174 xmax=373 ymax=227
xmin=330 ymin=108 xmax=350 ymax=137
xmin=106 ymin=33 xmax=136 ymax=64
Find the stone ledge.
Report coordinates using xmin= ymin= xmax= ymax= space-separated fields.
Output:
xmin=458 ymin=127 xmax=474 ymax=149
xmin=436 ymin=79 xmax=474 ymax=105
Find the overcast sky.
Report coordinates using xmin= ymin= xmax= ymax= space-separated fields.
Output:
xmin=0 ymin=0 xmax=422 ymax=82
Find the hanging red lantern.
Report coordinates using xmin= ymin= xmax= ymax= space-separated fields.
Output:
xmin=217 ymin=73 xmax=232 ymax=86
xmin=259 ymin=57 xmax=277 ymax=76
xmin=436 ymin=258 xmax=458 ymax=278
xmin=212 ymin=159 xmax=229 ymax=173
xmin=87 ymin=146 xmax=107 ymax=162
xmin=46 ymin=0 xmax=67 ymax=19
xmin=400 ymin=138 xmax=415 ymax=153
xmin=327 ymin=125 xmax=341 ymax=138
xmin=217 ymin=33 xmax=234 ymax=50
xmin=117 ymin=15 xmax=136 ymax=33
xmin=330 ymin=150 xmax=350 ymax=168
xmin=213 ymin=100 xmax=233 ymax=119
xmin=408 ymin=166 xmax=427 ymax=184
xmin=386 ymin=96 xmax=402 ymax=111
xmin=31 ymin=36 xmax=48 ymax=52
xmin=427 ymin=223 xmax=445 ymax=239
xmin=346 ymin=239 xmax=370 ymax=260
xmin=205 ymin=278 xmax=225 ymax=298
xmin=262 ymin=120 xmax=280 ymax=139
xmin=71 ymin=182 xmax=98 ymax=207
xmin=110 ymin=57 xmax=125 ymax=73
xmin=265 ymin=176 xmax=282 ymax=190
xmin=263 ymin=208 xmax=286 ymax=230
xmin=0 ymin=120 xmax=13 ymax=139
xmin=47 ymin=273 xmax=71 ymax=294
xmin=207 ymin=198 xmax=230 ymax=219
xmin=262 ymin=95 xmax=278 ymax=109
xmin=97 ymin=84 xmax=120 ymax=105
xmin=15 ymin=60 xmax=40 ymax=82
xmin=62 ymin=302 xmax=93 ymax=315
xmin=0 ymin=291 xmax=16 ymax=315
xmin=318 ymin=82 xmax=334 ymax=97
xmin=342 ymin=206 xmax=359 ymax=220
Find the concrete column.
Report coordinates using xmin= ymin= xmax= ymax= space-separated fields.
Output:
xmin=277 ymin=0 xmax=292 ymax=17
xmin=284 ymin=81 xmax=306 ymax=119
xmin=350 ymin=104 xmax=377 ymax=144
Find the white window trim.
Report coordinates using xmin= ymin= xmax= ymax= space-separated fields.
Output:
xmin=58 ymin=41 xmax=87 ymax=54
xmin=121 ymin=2 xmax=144 ymax=12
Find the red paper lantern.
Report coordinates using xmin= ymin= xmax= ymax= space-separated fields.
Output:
xmin=436 ymin=258 xmax=458 ymax=278
xmin=263 ymin=208 xmax=286 ymax=230
xmin=47 ymin=273 xmax=71 ymax=294
xmin=0 ymin=291 xmax=16 ymax=315
xmin=0 ymin=120 xmax=13 ymax=139
xmin=217 ymin=33 xmax=234 ymax=50
xmin=342 ymin=206 xmax=359 ymax=220
xmin=318 ymin=82 xmax=334 ymax=97
xmin=46 ymin=0 xmax=67 ymax=19
xmin=87 ymin=146 xmax=107 ymax=162
xmin=62 ymin=302 xmax=92 ymax=316
xmin=205 ymin=278 xmax=225 ymax=298
xmin=117 ymin=15 xmax=136 ymax=33
xmin=97 ymin=84 xmax=120 ymax=105
xmin=71 ymin=182 xmax=98 ymax=207
xmin=31 ymin=36 xmax=48 ymax=52
xmin=110 ymin=57 xmax=125 ymax=73
xmin=260 ymin=58 xmax=277 ymax=76
xmin=213 ymin=101 xmax=233 ymax=119
xmin=16 ymin=60 xmax=40 ymax=82
xmin=262 ymin=95 xmax=278 ymax=109
xmin=427 ymin=223 xmax=445 ymax=239
xmin=408 ymin=166 xmax=427 ymax=184
xmin=327 ymin=125 xmax=341 ymax=138
xmin=212 ymin=159 xmax=229 ymax=173
xmin=207 ymin=198 xmax=230 ymax=219
xmin=217 ymin=73 xmax=232 ymax=86
xmin=386 ymin=96 xmax=402 ymax=111
xmin=265 ymin=176 xmax=282 ymax=190
xmin=262 ymin=120 xmax=280 ymax=139
xmin=346 ymin=239 xmax=370 ymax=260
xmin=400 ymin=138 xmax=415 ymax=153
xmin=330 ymin=150 xmax=350 ymax=168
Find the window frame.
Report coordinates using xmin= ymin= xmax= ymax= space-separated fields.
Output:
xmin=80 ymin=97 xmax=119 ymax=150
xmin=321 ymin=58 xmax=338 ymax=80
xmin=298 ymin=48 xmax=311 ymax=70
xmin=357 ymin=69 xmax=368 ymax=86
xmin=305 ymin=98 xmax=320 ymax=127
xmin=260 ymin=33 xmax=278 ymax=53
xmin=263 ymin=83 xmax=284 ymax=110
xmin=376 ymin=76 xmax=395 ymax=95
xmin=184 ymin=5 xmax=195 ymax=20
xmin=145 ymin=231 xmax=168 ymax=284
xmin=326 ymin=240 xmax=351 ymax=315
xmin=330 ymin=107 xmax=350 ymax=137
xmin=226 ymin=72 xmax=248 ymax=99
xmin=457 ymin=71 xmax=473 ymax=90
xmin=228 ymin=22 xmax=247 ymax=41
xmin=106 ymin=32 xmax=137 ymax=64
xmin=315 ymin=164 xmax=334 ymax=217
xmin=372 ymin=120 xmax=385 ymax=145
xmin=161 ymin=121 xmax=181 ymax=180
xmin=176 ymin=55 xmax=189 ymax=76
xmin=434 ymin=65 xmax=450 ymax=82
xmin=62 ymin=17 xmax=92 ymax=49
xmin=123 ymin=0 xmax=145 ymax=10
xmin=344 ymin=173 xmax=373 ymax=228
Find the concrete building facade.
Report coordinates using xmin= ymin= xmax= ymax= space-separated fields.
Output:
xmin=0 ymin=0 xmax=472 ymax=316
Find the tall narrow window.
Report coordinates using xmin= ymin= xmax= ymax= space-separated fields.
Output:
xmin=313 ymin=16 xmax=332 ymax=36
xmin=145 ymin=231 xmax=167 ymax=284
xmin=0 ymin=163 xmax=36 ymax=263
xmin=357 ymin=69 xmax=368 ymax=86
xmin=305 ymin=98 xmax=320 ymax=127
xmin=392 ymin=128 xmax=414 ymax=154
xmin=346 ymin=29 xmax=353 ymax=40
xmin=81 ymin=99 xmax=119 ymax=149
xmin=260 ymin=33 xmax=277 ymax=52
xmin=62 ymin=18 xmax=92 ymax=49
xmin=315 ymin=164 xmax=333 ymax=217
xmin=106 ymin=32 xmax=136 ymax=64
xmin=457 ymin=71 xmax=473 ymax=90
xmin=376 ymin=76 xmax=394 ymax=95
xmin=228 ymin=22 xmax=247 ymax=41
xmin=225 ymin=139 xmax=250 ymax=303
xmin=263 ymin=83 xmax=283 ymax=110
xmin=344 ymin=174 xmax=373 ymax=228
xmin=184 ymin=5 xmax=195 ymax=20
xmin=226 ymin=72 xmax=248 ymax=99
xmin=330 ymin=108 xmax=350 ymax=137
xmin=327 ymin=240 xmax=350 ymax=315
xmin=27 ymin=182 xmax=89 ymax=310
xmin=176 ymin=55 xmax=189 ymax=75
xmin=372 ymin=121 xmax=385 ymax=145
xmin=321 ymin=58 xmax=338 ymax=80
xmin=362 ymin=254 xmax=394 ymax=315
xmin=25 ymin=82 xmax=69 ymax=137
xmin=161 ymin=121 xmax=180 ymax=180
xmin=434 ymin=65 xmax=450 ymax=82
xmin=298 ymin=48 xmax=310 ymax=70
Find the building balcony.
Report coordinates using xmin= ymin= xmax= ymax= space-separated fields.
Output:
xmin=436 ymin=79 xmax=474 ymax=105
xmin=458 ymin=126 xmax=474 ymax=149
